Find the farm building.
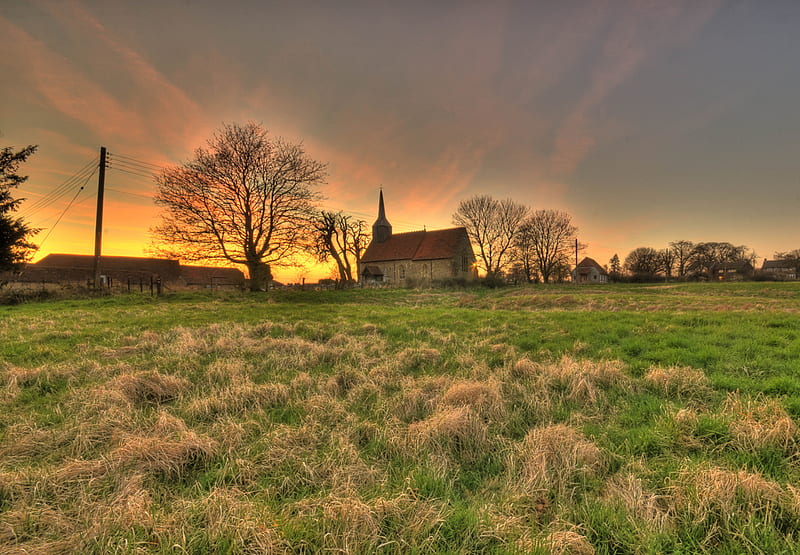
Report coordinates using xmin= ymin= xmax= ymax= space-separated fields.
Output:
xmin=8 ymin=254 xmax=245 ymax=289
xmin=360 ymin=191 xmax=477 ymax=285
xmin=709 ymin=260 xmax=754 ymax=281
xmin=760 ymin=259 xmax=797 ymax=280
xmin=571 ymin=257 xmax=608 ymax=284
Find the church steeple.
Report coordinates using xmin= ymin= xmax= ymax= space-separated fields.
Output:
xmin=372 ymin=189 xmax=392 ymax=244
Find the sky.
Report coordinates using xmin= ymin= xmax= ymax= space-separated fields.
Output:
xmin=2 ymin=0 xmax=799 ymax=283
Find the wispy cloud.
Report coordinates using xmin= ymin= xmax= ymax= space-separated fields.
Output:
xmin=549 ymin=0 xmax=722 ymax=177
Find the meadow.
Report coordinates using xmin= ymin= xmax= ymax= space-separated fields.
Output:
xmin=2 ymin=282 xmax=800 ymax=553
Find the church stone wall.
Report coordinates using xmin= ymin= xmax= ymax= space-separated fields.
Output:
xmin=371 ymin=252 xmax=476 ymax=285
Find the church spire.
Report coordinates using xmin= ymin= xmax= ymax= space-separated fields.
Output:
xmin=372 ymin=188 xmax=392 ymax=243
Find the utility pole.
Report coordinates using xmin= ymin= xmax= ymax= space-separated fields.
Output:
xmin=575 ymin=237 xmax=578 ymax=267
xmin=92 ymin=146 xmax=107 ymax=288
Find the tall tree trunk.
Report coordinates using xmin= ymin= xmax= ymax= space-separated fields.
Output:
xmin=247 ymin=261 xmax=271 ymax=291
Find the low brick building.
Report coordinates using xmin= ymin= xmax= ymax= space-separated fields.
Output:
xmin=9 ymin=254 xmax=245 ymax=289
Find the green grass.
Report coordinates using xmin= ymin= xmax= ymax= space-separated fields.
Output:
xmin=2 ymin=282 xmax=800 ymax=552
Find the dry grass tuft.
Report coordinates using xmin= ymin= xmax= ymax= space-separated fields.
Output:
xmin=294 ymin=493 xmax=380 ymax=553
xmin=529 ymin=356 xmax=627 ymax=405
xmin=513 ymin=424 xmax=603 ymax=497
xmin=604 ymin=473 xmax=672 ymax=532
xmin=393 ymin=386 xmax=438 ymax=423
xmin=325 ymin=368 xmax=364 ymax=397
xmin=153 ymin=410 xmax=189 ymax=435
xmin=721 ymin=391 xmax=797 ymax=451
xmin=360 ymin=323 xmax=379 ymax=334
xmin=84 ymin=473 xmax=154 ymax=542
xmin=186 ymin=381 xmax=289 ymax=420
xmin=205 ymin=358 xmax=250 ymax=385
xmin=644 ymin=366 xmax=710 ymax=398
xmin=541 ymin=528 xmax=596 ymax=555
xmin=188 ymin=488 xmax=285 ymax=553
xmin=373 ymin=492 xmax=446 ymax=548
xmin=398 ymin=347 xmax=441 ymax=371
xmin=671 ymin=464 xmax=784 ymax=521
xmin=290 ymin=371 xmax=316 ymax=395
xmin=408 ymin=406 xmax=489 ymax=463
xmin=0 ymin=423 xmax=64 ymax=461
xmin=441 ymin=379 xmax=504 ymax=420
xmin=113 ymin=370 xmax=190 ymax=405
xmin=109 ymin=431 xmax=217 ymax=478
xmin=0 ymin=505 xmax=76 ymax=550
xmin=510 ymin=357 xmax=538 ymax=380
xmin=51 ymin=458 xmax=109 ymax=484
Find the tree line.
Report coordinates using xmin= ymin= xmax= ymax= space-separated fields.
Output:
xmin=452 ymin=195 xmax=578 ymax=284
xmin=614 ymin=241 xmax=757 ymax=282
xmin=4 ymin=122 xmax=797 ymax=290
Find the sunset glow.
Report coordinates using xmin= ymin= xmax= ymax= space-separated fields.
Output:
xmin=2 ymin=1 xmax=799 ymax=282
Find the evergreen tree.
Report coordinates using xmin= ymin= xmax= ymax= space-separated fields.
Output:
xmin=0 ymin=145 xmax=38 ymax=272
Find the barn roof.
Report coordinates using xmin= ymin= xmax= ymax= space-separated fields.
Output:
xmin=360 ymin=227 xmax=469 ymax=263
xmin=180 ymin=265 xmax=245 ymax=284
xmin=35 ymin=254 xmax=182 ymax=280
xmin=574 ymin=257 xmax=608 ymax=275
xmin=762 ymin=259 xmax=795 ymax=270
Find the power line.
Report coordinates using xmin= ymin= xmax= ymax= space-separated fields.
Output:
xmin=108 ymin=152 xmax=163 ymax=170
xmin=19 ymin=156 xmax=98 ymax=217
xmin=109 ymin=166 xmax=158 ymax=180
xmin=106 ymin=187 xmax=154 ymax=201
xmin=32 ymin=166 xmax=98 ymax=252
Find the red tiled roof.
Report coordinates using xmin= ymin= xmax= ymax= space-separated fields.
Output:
xmin=575 ymin=257 xmax=608 ymax=275
xmin=361 ymin=228 xmax=469 ymax=263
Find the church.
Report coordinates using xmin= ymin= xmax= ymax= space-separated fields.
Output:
xmin=360 ymin=191 xmax=477 ymax=285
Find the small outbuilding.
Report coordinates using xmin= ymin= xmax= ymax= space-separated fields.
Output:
xmin=572 ymin=257 xmax=608 ymax=284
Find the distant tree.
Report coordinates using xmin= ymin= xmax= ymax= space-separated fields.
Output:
xmin=151 ymin=123 xmax=326 ymax=291
xmin=659 ymin=248 xmax=676 ymax=281
xmin=310 ymin=210 xmax=368 ymax=287
xmin=511 ymin=222 xmax=538 ymax=283
xmin=688 ymin=242 xmax=753 ymax=278
xmin=609 ymin=254 xmax=621 ymax=276
xmin=452 ymin=195 xmax=527 ymax=278
xmin=624 ymin=247 xmax=662 ymax=279
xmin=774 ymin=249 xmax=800 ymax=276
xmin=515 ymin=209 xmax=577 ymax=283
xmin=1 ymin=144 xmax=38 ymax=273
xmin=669 ymin=240 xmax=695 ymax=278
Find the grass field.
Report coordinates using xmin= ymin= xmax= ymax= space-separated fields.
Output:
xmin=2 ymin=282 xmax=800 ymax=553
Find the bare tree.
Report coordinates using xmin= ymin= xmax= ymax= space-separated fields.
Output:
xmin=452 ymin=195 xmax=527 ymax=278
xmin=310 ymin=211 xmax=368 ymax=287
xmin=775 ymin=250 xmax=800 ymax=274
xmin=669 ymin=240 xmax=695 ymax=278
xmin=515 ymin=209 xmax=577 ymax=283
xmin=624 ymin=247 xmax=662 ymax=278
xmin=151 ymin=123 xmax=326 ymax=291
xmin=659 ymin=248 xmax=676 ymax=281
xmin=688 ymin=242 xmax=753 ymax=278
